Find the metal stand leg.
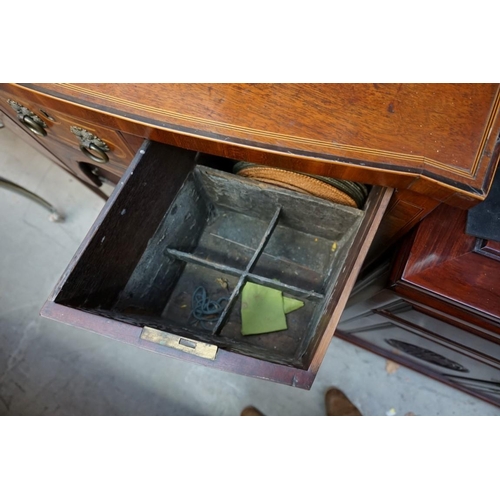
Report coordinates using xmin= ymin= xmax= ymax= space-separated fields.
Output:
xmin=0 ymin=176 xmax=64 ymax=222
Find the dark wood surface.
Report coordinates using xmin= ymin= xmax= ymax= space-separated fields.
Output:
xmin=0 ymin=116 xmax=120 ymax=191
xmin=0 ymin=107 xmax=69 ymax=172
xmin=3 ymin=83 xmax=500 ymax=207
xmin=40 ymin=301 xmax=317 ymax=389
xmin=366 ymin=188 xmax=441 ymax=265
xmin=475 ymin=239 xmax=500 ymax=260
xmin=0 ymin=107 xmax=109 ymax=200
xmin=391 ymin=203 xmax=500 ymax=334
xmin=0 ymin=88 xmax=136 ymax=173
xmin=307 ymin=186 xmax=393 ymax=372
xmin=52 ymin=141 xmax=198 ymax=308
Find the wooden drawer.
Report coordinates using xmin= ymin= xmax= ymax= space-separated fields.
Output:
xmin=34 ymin=138 xmax=122 ymax=190
xmin=337 ymin=290 xmax=500 ymax=407
xmin=0 ymin=104 xmax=120 ymax=192
xmin=0 ymin=90 xmax=136 ymax=174
xmin=0 ymin=107 xmax=70 ymax=173
xmin=40 ymin=141 xmax=393 ymax=389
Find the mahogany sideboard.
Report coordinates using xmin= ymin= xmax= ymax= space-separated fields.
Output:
xmin=1 ymin=83 xmax=499 ymax=388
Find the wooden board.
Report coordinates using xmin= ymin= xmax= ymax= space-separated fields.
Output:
xmin=4 ymin=83 xmax=500 ymax=206
xmin=391 ymin=204 xmax=500 ymax=335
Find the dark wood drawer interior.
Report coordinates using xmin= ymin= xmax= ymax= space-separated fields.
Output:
xmin=40 ymin=141 xmax=393 ymax=389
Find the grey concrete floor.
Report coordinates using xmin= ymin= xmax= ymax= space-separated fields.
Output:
xmin=0 ymin=126 xmax=498 ymax=416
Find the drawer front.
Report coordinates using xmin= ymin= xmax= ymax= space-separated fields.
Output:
xmin=33 ymin=138 xmax=122 ymax=189
xmin=40 ymin=140 xmax=393 ymax=389
xmin=0 ymin=90 xmax=136 ymax=173
xmin=337 ymin=293 xmax=500 ymax=406
xmin=0 ymin=108 xmax=70 ymax=172
xmin=0 ymin=105 xmax=120 ymax=192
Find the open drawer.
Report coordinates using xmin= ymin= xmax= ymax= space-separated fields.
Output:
xmin=40 ymin=141 xmax=393 ymax=389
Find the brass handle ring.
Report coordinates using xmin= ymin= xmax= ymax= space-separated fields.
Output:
xmin=22 ymin=115 xmax=47 ymax=137
xmin=80 ymin=143 xmax=109 ymax=164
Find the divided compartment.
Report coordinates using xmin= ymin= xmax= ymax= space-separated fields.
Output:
xmin=51 ymin=141 xmax=378 ymax=373
xmin=221 ymin=288 xmax=319 ymax=366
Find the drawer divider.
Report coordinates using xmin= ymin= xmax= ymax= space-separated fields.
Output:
xmin=165 ymin=249 xmax=243 ymax=278
xmin=245 ymin=206 xmax=281 ymax=273
xmin=166 ymin=204 xmax=325 ymax=337
xmin=165 ymin=249 xmax=324 ymax=301
xmin=212 ymin=206 xmax=282 ymax=335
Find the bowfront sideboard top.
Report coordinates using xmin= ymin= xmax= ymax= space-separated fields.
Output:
xmin=9 ymin=83 xmax=500 ymax=208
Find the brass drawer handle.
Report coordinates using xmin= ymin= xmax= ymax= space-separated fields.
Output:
xmin=70 ymin=126 xmax=110 ymax=164
xmin=80 ymin=143 xmax=109 ymax=164
xmin=22 ymin=115 xmax=47 ymax=137
xmin=7 ymin=99 xmax=47 ymax=137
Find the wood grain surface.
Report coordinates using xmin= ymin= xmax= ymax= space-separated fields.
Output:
xmin=6 ymin=83 xmax=500 ymax=205
xmin=391 ymin=203 xmax=500 ymax=333
xmin=0 ymin=107 xmax=109 ymax=200
xmin=0 ymin=88 xmax=136 ymax=170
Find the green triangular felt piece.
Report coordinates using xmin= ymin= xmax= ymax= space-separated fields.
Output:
xmin=241 ymin=282 xmax=287 ymax=335
xmin=283 ymin=296 xmax=304 ymax=314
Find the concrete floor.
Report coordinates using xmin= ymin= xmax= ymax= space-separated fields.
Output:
xmin=0 ymin=126 xmax=498 ymax=416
